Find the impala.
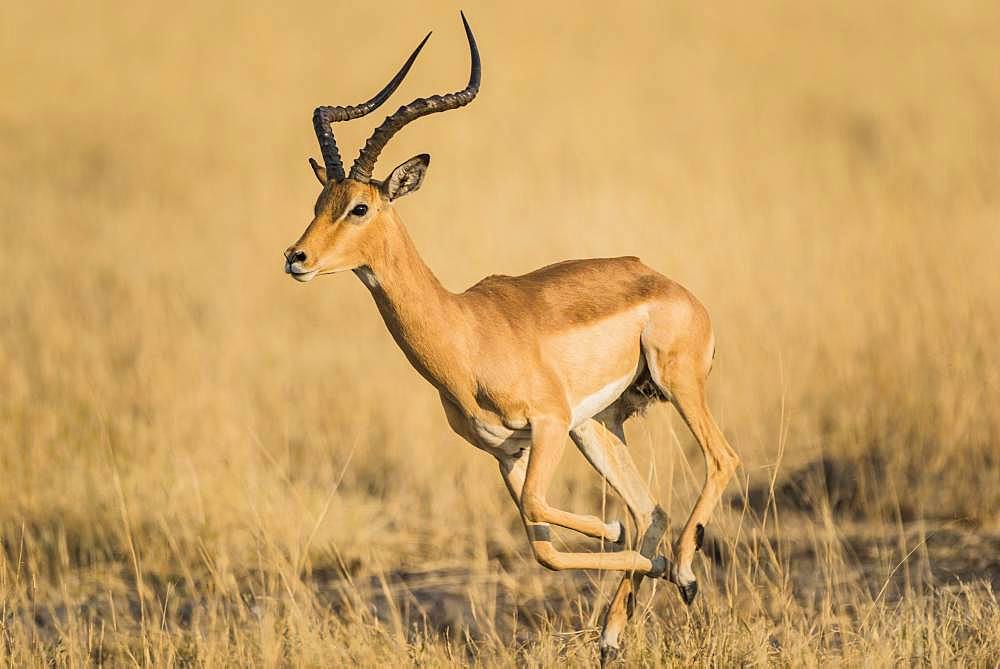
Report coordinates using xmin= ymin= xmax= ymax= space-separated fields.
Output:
xmin=284 ymin=13 xmax=740 ymax=662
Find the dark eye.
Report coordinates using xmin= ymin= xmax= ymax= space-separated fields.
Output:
xmin=350 ymin=204 xmax=369 ymax=217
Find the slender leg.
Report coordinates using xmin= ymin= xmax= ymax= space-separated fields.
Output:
xmin=667 ymin=380 xmax=739 ymax=604
xmin=571 ymin=411 xmax=658 ymax=531
xmin=571 ymin=412 xmax=668 ymax=663
xmin=497 ymin=448 xmax=621 ymax=543
xmin=518 ymin=415 xmax=667 ymax=575
xmin=441 ymin=390 xmax=621 ymax=544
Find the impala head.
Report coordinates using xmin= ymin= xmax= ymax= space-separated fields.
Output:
xmin=285 ymin=12 xmax=480 ymax=283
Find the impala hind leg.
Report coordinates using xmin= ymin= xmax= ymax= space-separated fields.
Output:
xmin=663 ymin=378 xmax=739 ymax=605
xmin=571 ymin=412 xmax=659 ymax=534
xmin=514 ymin=416 xmax=669 ymax=575
xmin=570 ymin=413 xmax=669 ymax=665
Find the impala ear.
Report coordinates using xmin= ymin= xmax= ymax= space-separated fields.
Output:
xmin=309 ymin=157 xmax=328 ymax=185
xmin=382 ymin=154 xmax=430 ymax=201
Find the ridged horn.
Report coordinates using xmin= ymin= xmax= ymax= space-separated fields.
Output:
xmin=349 ymin=12 xmax=480 ymax=183
xmin=312 ymin=32 xmax=431 ymax=182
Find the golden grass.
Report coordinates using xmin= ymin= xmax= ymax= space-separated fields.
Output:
xmin=1 ymin=0 xmax=998 ymax=665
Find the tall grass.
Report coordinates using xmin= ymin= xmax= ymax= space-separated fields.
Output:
xmin=1 ymin=1 xmax=998 ymax=665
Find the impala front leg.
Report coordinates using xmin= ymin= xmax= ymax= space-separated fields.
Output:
xmin=499 ymin=449 xmax=623 ymax=544
xmin=519 ymin=415 xmax=668 ymax=575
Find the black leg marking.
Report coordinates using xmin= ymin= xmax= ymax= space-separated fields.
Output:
xmin=526 ymin=524 xmax=550 ymax=542
xmin=639 ymin=506 xmax=669 ymax=563
xmin=695 ymin=523 xmax=704 ymax=552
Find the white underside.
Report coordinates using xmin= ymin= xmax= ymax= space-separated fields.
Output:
xmin=465 ymin=361 xmax=645 ymax=454
xmin=569 ymin=359 xmax=644 ymax=429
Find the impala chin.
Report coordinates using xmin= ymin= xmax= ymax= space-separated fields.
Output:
xmin=290 ymin=270 xmax=318 ymax=283
xmin=285 ymin=262 xmax=319 ymax=283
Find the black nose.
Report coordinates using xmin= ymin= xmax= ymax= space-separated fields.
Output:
xmin=289 ymin=249 xmax=307 ymax=264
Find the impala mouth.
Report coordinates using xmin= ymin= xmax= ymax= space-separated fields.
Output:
xmin=285 ymin=262 xmax=319 ymax=283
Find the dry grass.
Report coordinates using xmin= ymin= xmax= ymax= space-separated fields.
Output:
xmin=2 ymin=1 xmax=999 ymax=666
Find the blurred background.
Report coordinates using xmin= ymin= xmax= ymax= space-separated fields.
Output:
xmin=1 ymin=1 xmax=998 ymax=665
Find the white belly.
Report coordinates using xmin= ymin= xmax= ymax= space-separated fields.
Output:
xmin=458 ymin=358 xmax=643 ymax=452
xmin=569 ymin=359 xmax=644 ymax=429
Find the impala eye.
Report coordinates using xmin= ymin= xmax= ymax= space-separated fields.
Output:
xmin=350 ymin=204 xmax=369 ymax=217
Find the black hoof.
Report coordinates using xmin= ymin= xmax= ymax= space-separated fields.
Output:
xmin=677 ymin=579 xmax=699 ymax=606
xmin=600 ymin=645 xmax=620 ymax=667
xmin=695 ymin=523 xmax=704 ymax=551
xmin=647 ymin=555 xmax=668 ymax=579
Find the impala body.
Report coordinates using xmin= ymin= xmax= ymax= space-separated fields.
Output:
xmin=285 ymin=14 xmax=739 ymax=663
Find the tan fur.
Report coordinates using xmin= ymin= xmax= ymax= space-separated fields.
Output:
xmin=285 ymin=172 xmax=740 ymax=658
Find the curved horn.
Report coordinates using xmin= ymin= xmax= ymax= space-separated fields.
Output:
xmin=313 ymin=32 xmax=431 ymax=182
xmin=349 ymin=12 xmax=480 ymax=183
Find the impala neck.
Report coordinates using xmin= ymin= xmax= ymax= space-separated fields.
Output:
xmin=354 ymin=209 xmax=466 ymax=393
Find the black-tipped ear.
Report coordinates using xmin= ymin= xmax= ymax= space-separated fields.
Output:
xmin=309 ymin=157 xmax=328 ymax=185
xmin=382 ymin=154 xmax=430 ymax=201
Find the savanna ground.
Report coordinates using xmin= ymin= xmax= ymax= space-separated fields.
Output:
xmin=2 ymin=1 xmax=999 ymax=666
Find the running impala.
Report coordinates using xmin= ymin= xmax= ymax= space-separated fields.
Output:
xmin=284 ymin=13 xmax=740 ymax=663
